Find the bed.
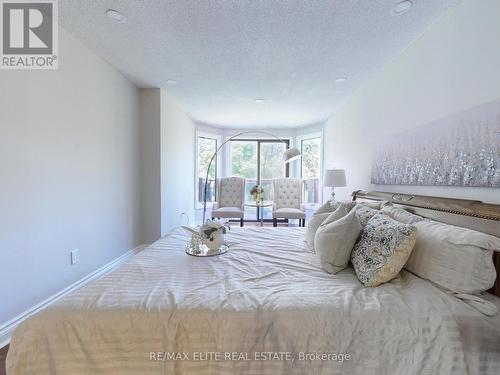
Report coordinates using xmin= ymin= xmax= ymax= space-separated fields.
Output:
xmin=7 ymin=192 xmax=500 ymax=375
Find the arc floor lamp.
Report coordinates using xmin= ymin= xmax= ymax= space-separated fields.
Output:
xmin=202 ymin=131 xmax=301 ymax=223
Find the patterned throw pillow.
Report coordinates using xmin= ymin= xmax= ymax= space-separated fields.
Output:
xmin=351 ymin=213 xmax=417 ymax=287
xmin=355 ymin=205 xmax=379 ymax=227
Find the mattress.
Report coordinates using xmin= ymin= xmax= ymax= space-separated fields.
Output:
xmin=7 ymin=226 xmax=500 ymax=374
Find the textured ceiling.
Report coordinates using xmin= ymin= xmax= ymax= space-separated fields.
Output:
xmin=60 ymin=0 xmax=459 ymax=128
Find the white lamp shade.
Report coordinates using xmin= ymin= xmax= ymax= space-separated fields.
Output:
xmin=283 ymin=147 xmax=301 ymax=163
xmin=323 ymin=169 xmax=347 ymax=187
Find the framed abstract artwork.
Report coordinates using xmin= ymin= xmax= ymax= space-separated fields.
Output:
xmin=371 ymin=100 xmax=500 ymax=187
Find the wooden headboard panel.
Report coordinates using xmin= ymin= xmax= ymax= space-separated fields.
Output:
xmin=352 ymin=190 xmax=500 ymax=297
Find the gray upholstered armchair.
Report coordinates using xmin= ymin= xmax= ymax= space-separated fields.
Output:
xmin=211 ymin=177 xmax=246 ymax=227
xmin=272 ymin=178 xmax=306 ymax=227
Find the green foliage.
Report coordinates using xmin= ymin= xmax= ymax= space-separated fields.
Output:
xmin=302 ymin=138 xmax=320 ymax=179
xmin=230 ymin=141 xmax=257 ymax=177
xmin=198 ymin=137 xmax=217 ymax=179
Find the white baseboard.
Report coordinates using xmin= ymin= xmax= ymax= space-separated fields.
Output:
xmin=0 ymin=244 xmax=148 ymax=349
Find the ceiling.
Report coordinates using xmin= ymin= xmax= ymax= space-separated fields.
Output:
xmin=59 ymin=0 xmax=459 ymax=128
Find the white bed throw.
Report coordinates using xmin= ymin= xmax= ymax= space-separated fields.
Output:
xmin=7 ymin=227 xmax=500 ymax=374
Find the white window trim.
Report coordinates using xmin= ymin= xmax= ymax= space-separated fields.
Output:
xmin=194 ymin=130 xmax=223 ymax=210
xmin=296 ymin=131 xmax=323 ymax=208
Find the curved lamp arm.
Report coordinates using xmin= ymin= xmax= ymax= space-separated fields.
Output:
xmin=202 ymin=131 xmax=300 ymax=223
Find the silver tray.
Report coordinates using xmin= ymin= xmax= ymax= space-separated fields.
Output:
xmin=185 ymin=243 xmax=229 ymax=257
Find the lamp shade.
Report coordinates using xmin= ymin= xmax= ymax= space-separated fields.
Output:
xmin=323 ymin=169 xmax=346 ymax=187
xmin=283 ymin=147 xmax=301 ymax=163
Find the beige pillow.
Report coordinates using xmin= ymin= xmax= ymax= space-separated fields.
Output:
xmin=305 ymin=212 xmax=331 ymax=250
xmin=381 ymin=205 xmax=424 ymax=225
xmin=351 ymin=213 xmax=417 ymax=287
xmin=405 ymin=220 xmax=498 ymax=294
xmin=358 ymin=200 xmax=388 ymax=210
xmin=314 ymin=208 xmax=362 ymax=274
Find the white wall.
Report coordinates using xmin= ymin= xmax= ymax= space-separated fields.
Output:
xmin=323 ymin=0 xmax=500 ymax=204
xmin=139 ymin=89 xmax=161 ymax=244
xmin=161 ymin=91 xmax=196 ymax=233
xmin=0 ymin=28 xmax=141 ymax=325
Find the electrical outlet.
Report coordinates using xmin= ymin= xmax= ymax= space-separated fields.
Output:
xmin=70 ymin=249 xmax=80 ymax=265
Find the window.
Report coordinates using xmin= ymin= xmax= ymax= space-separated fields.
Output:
xmin=196 ymin=136 xmax=217 ymax=203
xmin=230 ymin=139 xmax=289 ymax=220
xmin=230 ymin=140 xmax=257 ymax=202
xmin=301 ymin=137 xmax=321 ymax=204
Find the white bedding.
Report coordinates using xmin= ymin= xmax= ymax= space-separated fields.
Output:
xmin=7 ymin=227 xmax=500 ymax=374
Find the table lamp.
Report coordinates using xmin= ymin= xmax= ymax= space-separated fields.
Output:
xmin=323 ymin=169 xmax=347 ymax=201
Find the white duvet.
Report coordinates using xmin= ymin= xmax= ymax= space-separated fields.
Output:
xmin=7 ymin=227 xmax=500 ymax=374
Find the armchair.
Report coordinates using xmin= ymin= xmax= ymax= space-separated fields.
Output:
xmin=272 ymin=178 xmax=306 ymax=227
xmin=211 ymin=177 xmax=246 ymax=227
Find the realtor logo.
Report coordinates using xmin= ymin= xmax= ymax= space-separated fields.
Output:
xmin=1 ymin=0 xmax=58 ymax=69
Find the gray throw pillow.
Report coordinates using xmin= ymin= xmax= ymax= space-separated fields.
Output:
xmin=305 ymin=201 xmax=356 ymax=251
xmin=314 ymin=208 xmax=362 ymax=274
xmin=305 ymin=212 xmax=331 ymax=250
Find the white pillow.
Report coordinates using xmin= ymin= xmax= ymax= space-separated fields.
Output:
xmin=314 ymin=208 xmax=362 ymax=274
xmin=381 ymin=205 xmax=424 ymax=225
xmin=405 ymin=220 xmax=499 ymax=294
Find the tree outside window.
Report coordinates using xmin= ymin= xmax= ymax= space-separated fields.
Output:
xmin=301 ymin=137 xmax=321 ymax=204
xmin=197 ymin=137 xmax=217 ymax=203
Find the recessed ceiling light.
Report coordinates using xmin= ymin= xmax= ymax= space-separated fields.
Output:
xmin=391 ymin=1 xmax=413 ymax=16
xmin=335 ymin=77 xmax=347 ymax=84
xmin=106 ymin=9 xmax=126 ymax=23
xmin=166 ymin=79 xmax=178 ymax=84
xmin=255 ymin=98 xmax=265 ymax=103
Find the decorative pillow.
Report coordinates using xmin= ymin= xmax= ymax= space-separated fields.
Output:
xmin=321 ymin=201 xmax=357 ymax=226
xmin=358 ymin=200 xmax=388 ymax=210
xmin=381 ymin=205 xmax=424 ymax=225
xmin=314 ymin=208 xmax=362 ymax=274
xmin=305 ymin=212 xmax=331 ymax=250
xmin=305 ymin=202 xmax=357 ymax=250
xmin=351 ymin=214 xmax=417 ymax=287
xmin=314 ymin=200 xmax=337 ymax=214
xmin=405 ymin=220 xmax=499 ymax=294
xmin=354 ymin=205 xmax=379 ymax=227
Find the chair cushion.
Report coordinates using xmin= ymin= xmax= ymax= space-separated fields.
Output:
xmin=212 ymin=207 xmax=244 ymax=218
xmin=274 ymin=178 xmax=302 ymax=209
xmin=273 ymin=208 xmax=306 ymax=219
xmin=219 ymin=177 xmax=244 ymax=208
